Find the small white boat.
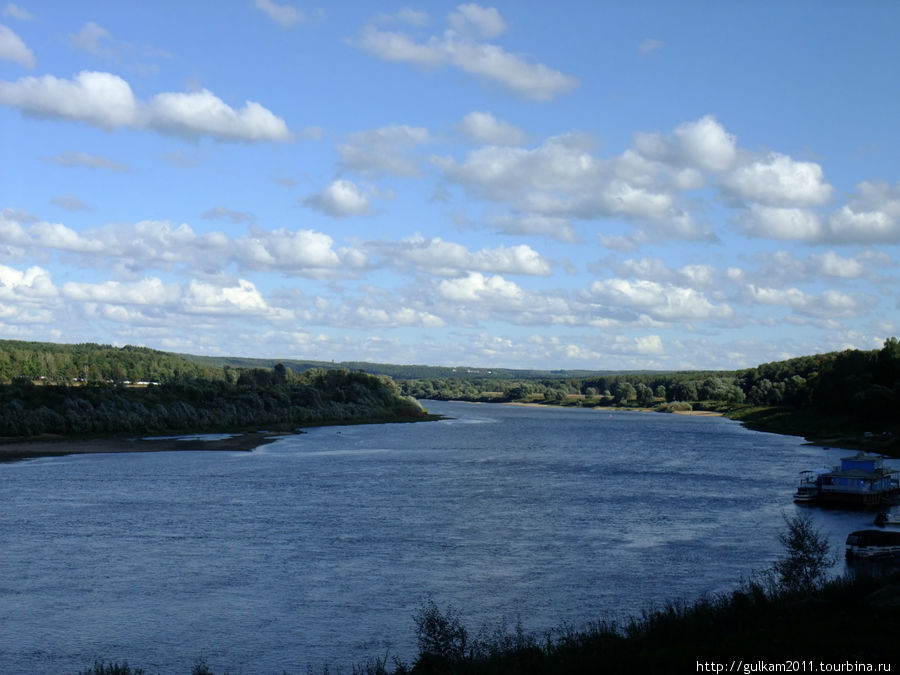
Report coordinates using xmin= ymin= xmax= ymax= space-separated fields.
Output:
xmin=874 ymin=511 xmax=900 ymax=528
xmin=793 ymin=470 xmax=821 ymax=502
xmin=846 ymin=529 xmax=900 ymax=561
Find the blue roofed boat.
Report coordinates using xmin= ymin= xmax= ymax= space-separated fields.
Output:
xmin=798 ymin=452 xmax=899 ymax=508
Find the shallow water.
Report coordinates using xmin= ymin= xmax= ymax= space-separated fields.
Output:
xmin=0 ymin=401 xmax=884 ymax=673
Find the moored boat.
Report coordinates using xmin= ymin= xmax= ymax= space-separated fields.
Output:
xmin=815 ymin=452 xmax=899 ymax=507
xmin=874 ymin=510 xmax=900 ymax=528
xmin=845 ymin=529 xmax=900 ymax=561
xmin=793 ymin=470 xmax=821 ymax=502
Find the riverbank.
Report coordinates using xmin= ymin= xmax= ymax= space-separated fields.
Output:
xmin=0 ymin=431 xmax=289 ymax=462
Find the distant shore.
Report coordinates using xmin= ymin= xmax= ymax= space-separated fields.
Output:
xmin=503 ymin=400 xmax=723 ymax=416
xmin=0 ymin=431 xmax=289 ymax=462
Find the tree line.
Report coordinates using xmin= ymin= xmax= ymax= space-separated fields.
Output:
xmin=399 ymin=338 xmax=900 ymax=427
xmin=0 ymin=340 xmax=426 ymax=438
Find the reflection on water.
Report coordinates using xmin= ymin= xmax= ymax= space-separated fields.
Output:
xmin=0 ymin=400 xmax=887 ymax=673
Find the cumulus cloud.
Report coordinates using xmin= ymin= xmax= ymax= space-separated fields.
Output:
xmin=0 ymin=70 xmax=292 ymax=142
xmin=146 ymin=88 xmax=293 ymax=142
xmin=456 ymin=110 xmax=527 ymax=146
xmin=735 ymin=205 xmax=823 ymax=240
xmin=0 ymin=213 xmax=356 ymax=278
xmin=635 ymin=115 xmax=737 ymax=172
xmin=382 ymin=234 xmax=552 ymax=276
xmin=439 ymin=271 xmax=525 ymax=304
xmin=338 ymin=124 xmax=430 ymax=177
xmin=0 ymin=70 xmax=137 ymax=129
xmin=723 ymin=152 xmax=832 ymax=207
xmin=235 ymin=228 xmax=346 ymax=273
xmin=354 ymin=5 xmax=578 ymax=101
xmin=825 ymin=180 xmax=900 ymax=244
xmin=0 ymin=23 xmax=33 ymax=67
xmin=590 ymin=278 xmax=733 ymax=322
xmin=253 ymin=0 xmax=305 ymax=27
xmin=303 ymin=179 xmax=375 ymax=218
xmin=746 ymin=285 xmax=865 ymax=319
xmin=0 ymin=263 xmax=56 ymax=299
xmin=436 ymin=131 xmax=711 ymax=240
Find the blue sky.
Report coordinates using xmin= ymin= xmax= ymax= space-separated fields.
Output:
xmin=1 ymin=1 xmax=899 ymax=370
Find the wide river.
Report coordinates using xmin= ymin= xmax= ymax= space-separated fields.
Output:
xmin=0 ymin=401 xmax=889 ymax=673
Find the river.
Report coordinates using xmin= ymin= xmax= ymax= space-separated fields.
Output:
xmin=0 ymin=401 xmax=886 ymax=673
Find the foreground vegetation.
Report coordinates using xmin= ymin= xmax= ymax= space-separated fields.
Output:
xmin=79 ymin=515 xmax=899 ymax=673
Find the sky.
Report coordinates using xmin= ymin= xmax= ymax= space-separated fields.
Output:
xmin=1 ymin=1 xmax=899 ymax=370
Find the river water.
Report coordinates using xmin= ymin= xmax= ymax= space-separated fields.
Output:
xmin=0 ymin=401 xmax=886 ymax=673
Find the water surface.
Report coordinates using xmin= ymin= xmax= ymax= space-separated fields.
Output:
xmin=0 ymin=401 xmax=881 ymax=672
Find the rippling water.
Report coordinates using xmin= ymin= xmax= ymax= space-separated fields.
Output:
xmin=0 ymin=401 xmax=883 ymax=673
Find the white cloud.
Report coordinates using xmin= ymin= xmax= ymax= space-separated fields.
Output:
xmin=590 ymin=278 xmax=733 ymax=322
xmin=303 ymin=179 xmax=374 ymax=217
xmin=69 ymin=21 xmax=113 ymax=57
xmin=437 ymin=133 xmax=710 ymax=239
xmin=146 ymin=89 xmax=293 ymax=142
xmin=439 ymin=271 xmax=524 ymax=304
xmin=723 ymin=152 xmax=832 ymax=207
xmin=3 ymin=3 xmax=33 ymax=21
xmin=184 ymin=278 xmax=278 ymax=316
xmin=0 ymin=70 xmax=292 ymax=142
xmin=62 ymin=277 xmax=179 ymax=306
xmin=456 ymin=110 xmax=527 ymax=146
xmin=811 ymin=251 xmax=865 ymax=279
xmin=338 ymin=124 xmax=430 ymax=177
xmin=0 ymin=263 xmax=56 ymax=299
xmin=0 ymin=23 xmax=33 ymax=67
xmin=448 ymin=4 xmax=506 ymax=38
xmin=636 ymin=115 xmax=737 ymax=172
xmin=488 ymin=214 xmax=579 ymax=243
xmin=254 ymin=0 xmax=305 ymax=27
xmin=235 ymin=228 xmax=344 ymax=273
xmin=49 ymin=151 xmax=130 ymax=172
xmin=355 ymin=305 xmax=444 ymax=328
xmin=746 ymin=285 xmax=865 ymax=319
xmin=825 ymin=180 xmax=900 ymax=244
xmin=0 ymin=70 xmax=137 ymax=129
xmin=385 ymin=235 xmax=551 ymax=276
xmin=736 ymin=205 xmax=823 ymax=240
xmin=354 ymin=10 xmax=578 ymax=101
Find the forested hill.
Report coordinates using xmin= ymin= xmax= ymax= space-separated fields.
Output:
xmin=0 ymin=340 xmax=426 ymax=439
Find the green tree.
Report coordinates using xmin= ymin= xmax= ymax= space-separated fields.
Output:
xmin=771 ymin=513 xmax=836 ymax=593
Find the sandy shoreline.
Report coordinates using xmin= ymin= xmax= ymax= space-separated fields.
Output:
xmin=0 ymin=431 xmax=292 ymax=462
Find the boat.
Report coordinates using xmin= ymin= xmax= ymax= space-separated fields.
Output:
xmin=845 ymin=529 xmax=900 ymax=561
xmin=874 ymin=511 xmax=900 ymax=528
xmin=814 ymin=452 xmax=900 ymax=507
xmin=793 ymin=470 xmax=822 ymax=502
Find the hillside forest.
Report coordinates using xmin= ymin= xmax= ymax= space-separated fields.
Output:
xmin=0 ymin=341 xmax=426 ymax=438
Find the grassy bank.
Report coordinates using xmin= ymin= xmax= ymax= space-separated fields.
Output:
xmin=727 ymin=405 xmax=900 ymax=457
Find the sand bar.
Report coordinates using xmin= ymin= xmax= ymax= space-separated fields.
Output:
xmin=0 ymin=431 xmax=291 ymax=462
